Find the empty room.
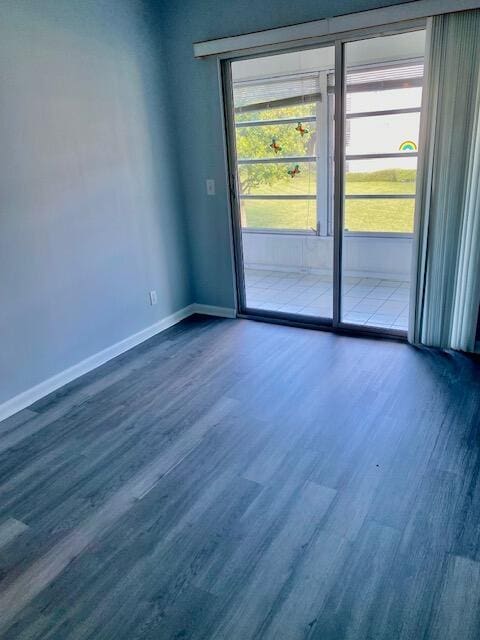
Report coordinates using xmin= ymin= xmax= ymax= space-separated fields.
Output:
xmin=1 ymin=0 xmax=480 ymax=638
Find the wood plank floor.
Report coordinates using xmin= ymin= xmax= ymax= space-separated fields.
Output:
xmin=1 ymin=315 xmax=480 ymax=639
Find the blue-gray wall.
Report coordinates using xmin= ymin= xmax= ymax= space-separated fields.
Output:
xmin=155 ymin=0 xmax=413 ymax=308
xmin=0 ymin=0 xmax=191 ymax=404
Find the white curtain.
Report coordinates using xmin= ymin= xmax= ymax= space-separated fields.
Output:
xmin=409 ymin=9 xmax=480 ymax=351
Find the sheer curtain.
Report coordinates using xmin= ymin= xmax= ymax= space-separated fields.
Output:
xmin=409 ymin=9 xmax=480 ymax=351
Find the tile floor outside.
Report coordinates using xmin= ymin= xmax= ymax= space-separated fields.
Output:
xmin=245 ymin=268 xmax=410 ymax=331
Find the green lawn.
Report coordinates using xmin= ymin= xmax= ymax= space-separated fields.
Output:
xmin=241 ymin=172 xmax=416 ymax=233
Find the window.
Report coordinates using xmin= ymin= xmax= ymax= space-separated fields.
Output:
xmin=233 ymin=60 xmax=423 ymax=236
xmin=343 ymin=61 xmax=423 ymax=234
xmin=233 ymin=73 xmax=326 ymax=233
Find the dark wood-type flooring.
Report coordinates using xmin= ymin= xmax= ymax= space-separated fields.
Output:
xmin=1 ymin=315 xmax=480 ymax=639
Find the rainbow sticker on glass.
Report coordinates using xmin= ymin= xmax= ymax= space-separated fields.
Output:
xmin=399 ymin=140 xmax=418 ymax=151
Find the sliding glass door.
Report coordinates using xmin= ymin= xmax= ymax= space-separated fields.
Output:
xmin=340 ymin=31 xmax=425 ymax=331
xmin=230 ymin=45 xmax=335 ymax=321
xmin=224 ymin=25 xmax=426 ymax=336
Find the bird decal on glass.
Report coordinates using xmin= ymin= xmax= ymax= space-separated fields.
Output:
xmin=288 ymin=164 xmax=300 ymax=178
xmin=295 ymin=122 xmax=309 ymax=136
xmin=269 ymin=138 xmax=282 ymax=154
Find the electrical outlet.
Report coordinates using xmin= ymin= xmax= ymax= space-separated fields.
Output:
xmin=206 ymin=179 xmax=215 ymax=195
xmin=149 ymin=290 xmax=157 ymax=305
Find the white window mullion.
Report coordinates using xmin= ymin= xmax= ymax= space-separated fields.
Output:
xmin=316 ymin=72 xmax=329 ymax=236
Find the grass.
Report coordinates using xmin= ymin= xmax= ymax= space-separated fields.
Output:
xmin=344 ymin=197 xmax=414 ymax=233
xmin=242 ymin=170 xmax=416 ymax=233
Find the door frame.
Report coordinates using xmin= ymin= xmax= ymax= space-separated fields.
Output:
xmin=219 ymin=18 xmax=427 ymax=339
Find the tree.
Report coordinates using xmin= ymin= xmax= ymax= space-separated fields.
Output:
xmin=235 ymin=105 xmax=316 ymax=195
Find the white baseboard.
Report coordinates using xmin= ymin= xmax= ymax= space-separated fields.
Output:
xmin=0 ymin=302 xmax=237 ymax=423
xmin=0 ymin=304 xmax=195 ymax=423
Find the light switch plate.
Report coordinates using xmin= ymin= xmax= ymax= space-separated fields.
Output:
xmin=149 ymin=290 xmax=157 ymax=305
xmin=206 ymin=179 xmax=215 ymax=195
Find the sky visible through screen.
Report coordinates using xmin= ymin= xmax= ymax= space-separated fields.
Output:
xmin=346 ymin=86 xmax=422 ymax=172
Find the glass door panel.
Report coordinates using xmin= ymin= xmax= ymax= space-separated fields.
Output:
xmin=231 ymin=45 xmax=335 ymax=319
xmin=340 ymin=30 xmax=426 ymax=333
